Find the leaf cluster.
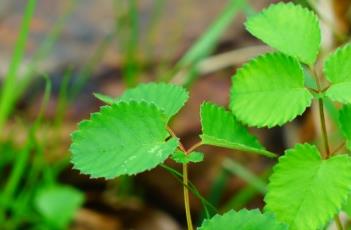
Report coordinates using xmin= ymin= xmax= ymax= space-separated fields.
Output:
xmin=70 ymin=2 xmax=351 ymax=229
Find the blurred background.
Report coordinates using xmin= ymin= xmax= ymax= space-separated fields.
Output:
xmin=0 ymin=0 xmax=350 ymax=229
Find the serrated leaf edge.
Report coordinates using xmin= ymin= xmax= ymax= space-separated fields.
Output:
xmin=230 ymin=52 xmax=313 ymax=128
xmin=199 ymin=209 xmax=287 ymax=229
xmin=200 ymin=102 xmax=276 ymax=157
xmin=70 ymin=101 xmax=178 ymax=179
xmin=117 ymin=82 xmax=190 ymax=119
xmin=245 ymin=2 xmax=321 ymax=65
xmin=323 ymin=43 xmax=351 ymax=83
xmin=265 ymin=143 xmax=351 ymax=229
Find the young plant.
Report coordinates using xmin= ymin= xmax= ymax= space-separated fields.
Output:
xmin=70 ymin=2 xmax=351 ymax=230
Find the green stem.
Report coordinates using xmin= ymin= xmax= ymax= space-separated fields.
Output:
xmin=183 ymin=163 xmax=193 ymax=230
xmin=312 ymin=65 xmax=344 ymax=229
xmin=318 ymin=97 xmax=343 ymax=230
xmin=167 ymin=127 xmax=203 ymax=229
xmin=160 ymin=163 xmax=217 ymax=216
xmin=318 ymin=99 xmax=331 ymax=158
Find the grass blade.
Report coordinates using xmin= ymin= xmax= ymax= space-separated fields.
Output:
xmin=223 ymin=158 xmax=267 ymax=194
xmin=0 ymin=0 xmax=37 ymax=132
xmin=174 ymin=0 xmax=246 ymax=86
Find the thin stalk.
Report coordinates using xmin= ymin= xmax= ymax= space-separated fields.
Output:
xmin=319 ymin=100 xmax=344 ymax=229
xmin=335 ymin=215 xmax=344 ymax=230
xmin=188 ymin=142 xmax=202 ymax=153
xmin=183 ymin=163 xmax=193 ymax=230
xmin=167 ymin=127 xmax=202 ymax=230
xmin=160 ymin=163 xmax=217 ymax=216
xmin=318 ymin=99 xmax=331 ymax=158
xmin=331 ymin=142 xmax=346 ymax=155
xmin=312 ymin=66 xmax=343 ymax=229
xmin=183 ymin=141 xmax=202 ymax=230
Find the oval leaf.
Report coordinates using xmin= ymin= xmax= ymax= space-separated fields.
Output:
xmin=245 ymin=2 xmax=321 ymax=65
xmin=199 ymin=209 xmax=288 ymax=230
xmin=70 ymin=101 xmax=179 ymax=179
xmin=230 ymin=53 xmax=313 ymax=128
xmin=265 ymin=143 xmax=351 ymax=230
xmin=200 ymin=102 xmax=275 ymax=157
xmin=324 ymin=43 xmax=351 ymax=103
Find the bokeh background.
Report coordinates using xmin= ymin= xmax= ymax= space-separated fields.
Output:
xmin=0 ymin=0 xmax=350 ymax=229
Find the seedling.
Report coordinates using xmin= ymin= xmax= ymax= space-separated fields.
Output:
xmin=70 ymin=3 xmax=351 ymax=230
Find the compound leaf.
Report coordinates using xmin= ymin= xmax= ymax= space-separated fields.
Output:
xmin=245 ymin=2 xmax=321 ymax=65
xmin=199 ymin=209 xmax=288 ymax=230
xmin=34 ymin=185 xmax=84 ymax=229
xmin=339 ymin=105 xmax=351 ymax=151
xmin=200 ymin=102 xmax=275 ymax=157
xmin=324 ymin=43 xmax=351 ymax=103
xmin=265 ymin=143 xmax=351 ymax=230
xmin=230 ymin=53 xmax=313 ymax=128
xmin=70 ymin=101 xmax=179 ymax=179
xmin=171 ymin=150 xmax=204 ymax=164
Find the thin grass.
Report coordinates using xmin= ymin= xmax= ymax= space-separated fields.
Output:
xmin=221 ymin=168 xmax=271 ymax=212
xmin=0 ymin=74 xmax=51 ymax=225
xmin=0 ymin=0 xmax=37 ymax=133
xmin=223 ymin=158 xmax=267 ymax=194
xmin=17 ymin=1 xmax=76 ymax=99
xmin=114 ymin=0 xmax=140 ymax=87
xmin=167 ymin=0 xmax=247 ymax=86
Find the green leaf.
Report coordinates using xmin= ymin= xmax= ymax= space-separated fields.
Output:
xmin=245 ymin=2 xmax=321 ymax=65
xmin=230 ymin=53 xmax=313 ymax=128
xmin=118 ymin=83 xmax=189 ymax=119
xmin=200 ymin=102 xmax=275 ymax=157
xmin=171 ymin=150 xmax=204 ymax=164
xmin=94 ymin=92 xmax=114 ymax=104
xmin=34 ymin=185 xmax=84 ymax=229
xmin=70 ymin=101 xmax=179 ymax=179
xmin=265 ymin=143 xmax=351 ymax=230
xmin=339 ymin=105 xmax=351 ymax=150
xmin=324 ymin=43 xmax=351 ymax=103
xmin=94 ymin=83 xmax=189 ymax=119
xmin=199 ymin=209 xmax=288 ymax=230
xmin=342 ymin=195 xmax=351 ymax=218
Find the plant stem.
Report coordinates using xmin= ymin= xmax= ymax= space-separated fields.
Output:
xmin=317 ymin=97 xmax=343 ymax=230
xmin=183 ymin=163 xmax=194 ymax=230
xmin=312 ymin=65 xmax=344 ymax=229
xmin=160 ymin=163 xmax=217 ymax=215
xmin=167 ymin=126 xmax=198 ymax=229
xmin=331 ymin=142 xmax=346 ymax=155
xmin=188 ymin=141 xmax=202 ymax=153
xmin=318 ymin=99 xmax=331 ymax=158
xmin=335 ymin=215 xmax=344 ymax=230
